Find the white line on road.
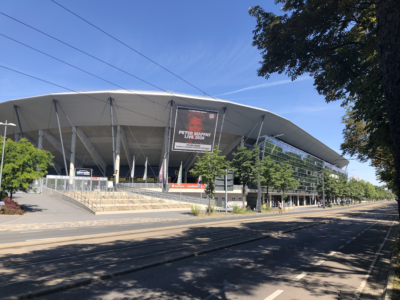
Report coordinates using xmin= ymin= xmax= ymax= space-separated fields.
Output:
xmin=264 ymin=289 xmax=284 ymax=300
xmin=338 ymin=245 xmax=345 ymax=249
xmin=346 ymin=240 xmax=351 ymax=244
xmin=314 ymin=260 xmax=325 ymax=266
xmin=293 ymin=272 xmax=308 ymax=281
xmin=26 ymin=237 xmax=59 ymax=241
xmin=60 ymin=228 xmax=77 ymax=231
xmin=352 ymin=237 xmax=357 ymax=240
xmin=328 ymin=251 xmax=336 ymax=256
xmin=353 ymin=217 xmax=398 ymax=299
xmin=20 ymin=231 xmax=42 ymax=233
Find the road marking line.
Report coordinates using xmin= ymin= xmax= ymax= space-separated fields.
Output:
xmin=60 ymin=228 xmax=77 ymax=231
xmin=328 ymin=251 xmax=336 ymax=256
xmin=352 ymin=237 xmax=357 ymax=240
xmin=354 ymin=217 xmax=397 ymax=299
xmin=314 ymin=260 xmax=325 ymax=266
xmin=91 ymin=226 xmax=104 ymax=228
xmin=20 ymin=231 xmax=42 ymax=233
xmin=264 ymin=289 xmax=284 ymax=300
xmin=293 ymin=272 xmax=307 ymax=281
xmin=346 ymin=240 xmax=351 ymax=244
xmin=338 ymin=245 xmax=345 ymax=249
xmin=26 ymin=237 xmax=59 ymax=241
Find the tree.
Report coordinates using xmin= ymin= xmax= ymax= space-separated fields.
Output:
xmin=258 ymin=155 xmax=279 ymax=206
xmin=231 ymin=146 xmax=260 ymax=208
xmin=249 ymin=0 xmax=400 ymax=214
xmin=191 ymin=148 xmax=229 ymax=215
xmin=274 ymin=162 xmax=299 ymax=209
xmin=0 ymin=137 xmax=53 ymax=199
xmin=341 ymin=106 xmax=396 ymax=194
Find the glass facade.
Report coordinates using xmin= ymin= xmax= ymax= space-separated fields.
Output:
xmin=247 ymin=137 xmax=347 ymax=194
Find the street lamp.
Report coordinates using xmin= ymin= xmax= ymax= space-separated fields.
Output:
xmin=256 ymin=134 xmax=284 ymax=212
xmin=0 ymin=121 xmax=17 ymax=193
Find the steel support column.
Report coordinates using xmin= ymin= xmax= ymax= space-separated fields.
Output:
xmin=53 ymin=100 xmax=68 ymax=176
xmin=115 ymin=125 xmax=121 ymax=184
xmin=256 ymin=115 xmax=265 ymax=212
xmin=217 ymin=106 xmax=227 ymax=149
xmin=109 ymin=98 xmax=116 ymax=186
xmin=14 ymin=106 xmax=24 ymax=139
xmin=69 ymin=126 xmax=77 ymax=180
xmin=165 ymin=100 xmax=174 ymax=192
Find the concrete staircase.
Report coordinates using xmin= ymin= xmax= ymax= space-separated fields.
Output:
xmin=62 ymin=191 xmax=192 ymax=213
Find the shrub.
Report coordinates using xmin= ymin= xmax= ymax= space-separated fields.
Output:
xmin=0 ymin=190 xmax=7 ymax=200
xmin=232 ymin=204 xmax=245 ymax=214
xmin=340 ymin=201 xmax=345 ymax=206
xmin=206 ymin=205 xmax=216 ymax=214
xmin=262 ymin=205 xmax=271 ymax=212
xmin=327 ymin=202 xmax=333 ymax=208
xmin=191 ymin=204 xmax=201 ymax=216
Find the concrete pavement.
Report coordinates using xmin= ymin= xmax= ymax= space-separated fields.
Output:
xmin=29 ymin=203 xmax=397 ymax=300
xmin=0 ymin=202 xmax=396 ymax=299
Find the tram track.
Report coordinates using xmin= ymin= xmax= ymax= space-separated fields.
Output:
xmin=0 ymin=203 xmax=392 ymax=299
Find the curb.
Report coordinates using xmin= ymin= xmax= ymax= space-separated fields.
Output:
xmin=4 ymin=220 xmax=332 ymax=300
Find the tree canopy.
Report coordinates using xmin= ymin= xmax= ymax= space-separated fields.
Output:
xmin=191 ymin=148 xmax=229 ymax=214
xmin=249 ymin=0 xmax=399 ymax=205
xmin=231 ymin=146 xmax=260 ymax=208
xmin=0 ymin=137 xmax=53 ymax=199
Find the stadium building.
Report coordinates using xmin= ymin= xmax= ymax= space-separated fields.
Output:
xmin=0 ymin=90 xmax=348 ymax=208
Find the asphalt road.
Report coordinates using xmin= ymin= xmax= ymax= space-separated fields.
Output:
xmin=0 ymin=199 xmax=384 ymax=244
xmin=0 ymin=201 xmax=396 ymax=299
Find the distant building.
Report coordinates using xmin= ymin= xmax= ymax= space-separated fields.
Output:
xmin=350 ymin=175 xmax=361 ymax=181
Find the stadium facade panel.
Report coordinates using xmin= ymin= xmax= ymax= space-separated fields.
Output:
xmin=0 ymin=90 xmax=348 ymax=198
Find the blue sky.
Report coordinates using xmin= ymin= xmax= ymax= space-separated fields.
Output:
xmin=0 ymin=0 xmax=380 ymax=185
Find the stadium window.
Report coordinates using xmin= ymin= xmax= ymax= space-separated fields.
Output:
xmin=232 ymin=198 xmax=235 ymax=201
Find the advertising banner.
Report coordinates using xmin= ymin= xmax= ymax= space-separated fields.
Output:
xmin=170 ymin=183 xmax=205 ymax=189
xmin=172 ymin=106 xmax=219 ymax=153
xmin=75 ymin=168 xmax=92 ymax=177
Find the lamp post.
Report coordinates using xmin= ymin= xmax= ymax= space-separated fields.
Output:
xmin=0 ymin=121 xmax=17 ymax=193
xmin=256 ymin=134 xmax=284 ymax=212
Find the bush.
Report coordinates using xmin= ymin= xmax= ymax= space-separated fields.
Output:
xmin=0 ymin=190 xmax=7 ymax=200
xmin=262 ymin=205 xmax=271 ymax=212
xmin=327 ymin=202 xmax=333 ymax=208
xmin=232 ymin=204 xmax=245 ymax=214
xmin=191 ymin=204 xmax=201 ymax=216
xmin=0 ymin=197 xmax=24 ymax=215
xmin=340 ymin=201 xmax=345 ymax=206
xmin=206 ymin=205 xmax=216 ymax=214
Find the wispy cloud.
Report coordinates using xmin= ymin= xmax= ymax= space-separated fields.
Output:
xmin=275 ymin=105 xmax=341 ymax=115
xmin=214 ymin=76 xmax=311 ymax=97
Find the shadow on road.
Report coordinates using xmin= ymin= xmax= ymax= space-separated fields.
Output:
xmin=0 ymin=203 xmax=396 ymax=300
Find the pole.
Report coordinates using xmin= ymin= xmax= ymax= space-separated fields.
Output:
xmin=53 ymin=100 xmax=69 ymax=176
xmin=225 ymin=168 xmax=228 ymax=214
xmin=109 ymin=98 xmax=116 ymax=187
xmin=0 ymin=122 xmax=7 ymax=192
xmin=217 ymin=107 xmax=226 ymax=149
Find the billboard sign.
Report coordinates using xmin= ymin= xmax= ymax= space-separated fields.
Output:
xmin=172 ymin=106 xmax=219 ymax=153
xmin=75 ymin=168 xmax=92 ymax=177
xmin=170 ymin=183 xmax=205 ymax=189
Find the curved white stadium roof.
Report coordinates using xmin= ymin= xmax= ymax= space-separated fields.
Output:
xmin=0 ymin=90 xmax=349 ymax=168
